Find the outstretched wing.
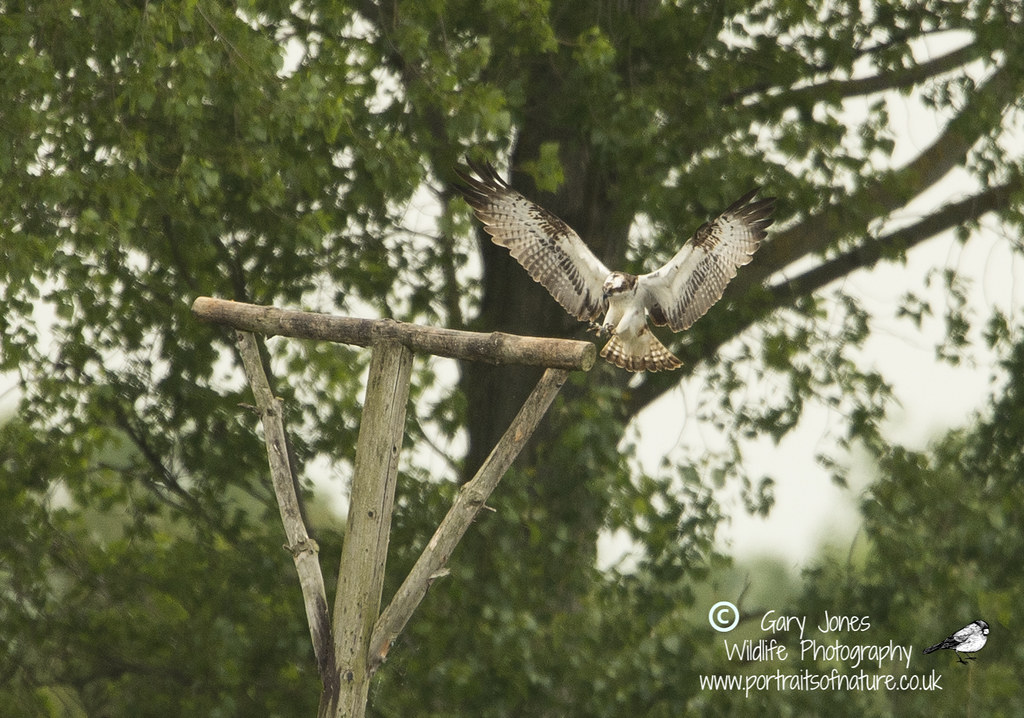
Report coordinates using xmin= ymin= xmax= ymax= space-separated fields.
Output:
xmin=455 ymin=160 xmax=610 ymax=322
xmin=638 ymin=189 xmax=775 ymax=331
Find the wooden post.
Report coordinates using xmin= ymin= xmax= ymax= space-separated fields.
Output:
xmin=330 ymin=339 xmax=413 ymax=718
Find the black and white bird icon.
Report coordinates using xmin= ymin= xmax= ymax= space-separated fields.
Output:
xmin=923 ymin=620 xmax=989 ymax=664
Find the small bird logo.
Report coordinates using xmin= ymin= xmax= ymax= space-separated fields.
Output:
xmin=923 ymin=620 xmax=989 ymax=664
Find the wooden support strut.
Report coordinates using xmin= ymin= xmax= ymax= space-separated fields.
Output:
xmin=234 ymin=331 xmax=339 ymax=715
xmin=367 ymin=367 xmax=569 ymax=671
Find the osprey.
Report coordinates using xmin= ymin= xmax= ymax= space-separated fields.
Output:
xmin=455 ymin=160 xmax=776 ymax=371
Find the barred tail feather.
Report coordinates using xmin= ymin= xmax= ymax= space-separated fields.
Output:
xmin=600 ymin=331 xmax=682 ymax=372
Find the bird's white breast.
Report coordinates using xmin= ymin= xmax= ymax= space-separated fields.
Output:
xmin=958 ymin=633 xmax=987 ymax=652
xmin=605 ymin=291 xmax=646 ymax=337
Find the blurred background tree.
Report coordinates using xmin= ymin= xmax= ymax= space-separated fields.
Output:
xmin=2 ymin=0 xmax=1022 ymax=715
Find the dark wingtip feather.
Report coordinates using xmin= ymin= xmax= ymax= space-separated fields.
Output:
xmin=456 ymin=158 xmax=508 ymax=189
xmin=728 ymin=187 xmax=761 ymax=209
xmin=454 ymin=158 xmax=513 ymax=211
xmin=726 ymin=189 xmax=777 ymax=232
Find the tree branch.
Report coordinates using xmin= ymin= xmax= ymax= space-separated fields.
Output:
xmin=619 ymin=59 xmax=1024 ymax=416
xmin=727 ymin=42 xmax=984 ymax=106
xmin=625 ymin=179 xmax=1022 ymax=415
xmin=108 ymin=400 xmax=211 ymax=521
xmin=767 ymin=182 xmax=1018 ymax=302
xmin=748 ymin=60 xmax=1021 ymax=288
xmin=802 ymin=42 xmax=981 ymax=99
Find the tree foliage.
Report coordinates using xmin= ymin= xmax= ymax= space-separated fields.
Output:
xmin=2 ymin=0 xmax=1023 ymax=714
xmin=752 ymin=331 xmax=1024 ymax=717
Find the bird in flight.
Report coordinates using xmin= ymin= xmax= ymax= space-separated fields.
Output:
xmin=455 ymin=159 xmax=776 ymax=372
xmin=923 ymin=619 xmax=989 ymax=664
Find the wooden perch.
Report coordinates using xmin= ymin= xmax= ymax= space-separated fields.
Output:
xmin=201 ymin=298 xmax=588 ymax=718
xmin=191 ymin=296 xmax=596 ymax=371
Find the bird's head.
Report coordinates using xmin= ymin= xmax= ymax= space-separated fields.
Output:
xmin=976 ymin=620 xmax=990 ymax=635
xmin=602 ymin=272 xmax=637 ymax=300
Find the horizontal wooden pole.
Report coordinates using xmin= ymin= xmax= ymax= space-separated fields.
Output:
xmin=192 ymin=297 xmax=596 ymax=371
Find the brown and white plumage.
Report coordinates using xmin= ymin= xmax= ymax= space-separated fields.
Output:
xmin=456 ymin=159 xmax=775 ymax=372
xmin=639 ymin=188 xmax=774 ymax=332
xmin=455 ymin=160 xmax=610 ymax=323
